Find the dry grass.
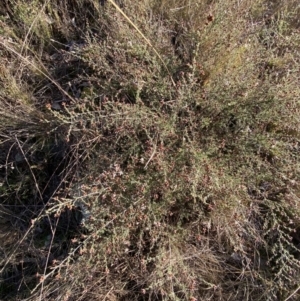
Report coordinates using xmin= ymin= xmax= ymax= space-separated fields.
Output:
xmin=1 ymin=0 xmax=300 ymax=300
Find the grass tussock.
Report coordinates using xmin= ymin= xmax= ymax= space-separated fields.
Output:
xmin=1 ymin=0 xmax=300 ymax=300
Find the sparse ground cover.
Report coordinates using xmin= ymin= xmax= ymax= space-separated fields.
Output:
xmin=1 ymin=0 xmax=300 ymax=300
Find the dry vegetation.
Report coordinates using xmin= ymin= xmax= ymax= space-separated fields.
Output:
xmin=1 ymin=0 xmax=300 ymax=300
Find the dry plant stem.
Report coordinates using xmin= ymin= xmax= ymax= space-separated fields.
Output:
xmin=39 ymin=217 xmax=59 ymax=301
xmin=15 ymin=137 xmax=43 ymax=201
xmin=107 ymin=0 xmax=176 ymax=87
xmin=20 ymin=0 xmax=51 ymax=54
xmin=284 ymin=285 xmax=300 ymax=301
xmin=0 ymin=39 xmax=77 ymax=104
xmin=144 ymin=134 xmax=158 ymax=169
xmin=144 ymin=145 xmax=157 ymax=170
xmin=5 ymin=142 xmax=16 ymax=184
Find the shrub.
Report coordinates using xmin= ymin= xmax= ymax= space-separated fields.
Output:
xmin=1 ymin=0 xmax=300 ymax=300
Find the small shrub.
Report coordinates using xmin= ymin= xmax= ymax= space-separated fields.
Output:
xmin=1 ymin=0 xmax=300 ymax=300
